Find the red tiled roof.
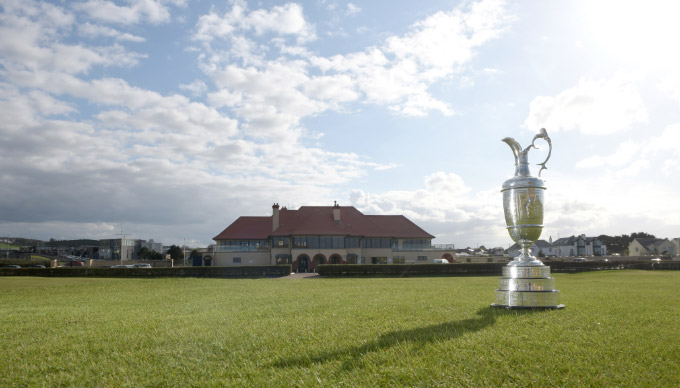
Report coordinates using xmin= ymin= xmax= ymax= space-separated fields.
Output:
xmin=214 ymin=206 xmax=434 ymax=240
xmin=213 ymin=216 xmax=272 ymax=240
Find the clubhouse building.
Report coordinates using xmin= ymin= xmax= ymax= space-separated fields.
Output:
xmin=209 ymin=203 xmax=456 ymax=271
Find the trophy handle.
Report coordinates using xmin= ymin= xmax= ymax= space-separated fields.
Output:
xmin=531 ymin=128 xmax=552 ymax=177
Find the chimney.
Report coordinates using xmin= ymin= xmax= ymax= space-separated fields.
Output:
xmin=272 ymin=203 xmax=280 ymax=231
xmin=333 ymin=201 xmax=341 ymax=222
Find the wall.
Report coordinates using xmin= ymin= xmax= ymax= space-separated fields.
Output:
xmin=213 ymin=251 xmax=270 ymax=266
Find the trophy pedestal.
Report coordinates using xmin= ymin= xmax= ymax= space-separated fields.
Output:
xmin=492 ymin=264 xmax=565 ymax=309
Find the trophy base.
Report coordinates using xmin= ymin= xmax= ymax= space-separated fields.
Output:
xmin=492 ymin=264 xmax=565 ymax=309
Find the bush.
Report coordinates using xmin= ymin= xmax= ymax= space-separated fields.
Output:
xmin=317 ymin=261 xmax=680 ymax=277
xmin=317 ymin=263 xmax=503 ymax=277
xmin=0 ymin=265 xmax=292 ymax=278
xmin=0 ymin=258 xmax=51 ymax=267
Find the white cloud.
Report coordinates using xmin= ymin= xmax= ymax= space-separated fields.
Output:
xmin=78 ymin=22 xmax=146 ymax=42
xmin=73 ymin=0 xmax=174 ymax=25
xmin=576 ymin=124 xmax=680 ymax=177
xmin=524 ymin=73 xmax=648 ymax=135
xmin=309 ymin=0 xmax=508 ymax=116
xmin=346 ymin=3 xmax=361 ymax=15
xmin=350 ymin=172 xmax=489 ymax=223
xmin=348 ymin=172 xmax=507 ymax=247
xmin=193 ymin=1 xmax=316 ymax=44
xmin=0 ymin=3 xmax=145 ymax=76
xmin=0 ymin=0 xmax=514 ymax=246
xmin=576 ymin=140 xmax=640 ymax=169
xmin=179 ymin=80 xmax=208 ymax=96
xmin=195 ymin=0 xmax=508 ymax=126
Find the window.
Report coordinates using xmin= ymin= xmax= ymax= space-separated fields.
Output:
xmin=402 ymin=239 xmax=430 ymax=249
xmin=292 ymin=237 xmax=308 ymax=248
xmin=393 ymin=256 xmax=405 ymax=264
xmin=233 ymin=257 xmax=241 ymax=263
xmin=417 ymin=256 xmax=427 ymax=262
xmin=272 ymin=237 xmax=288 ymax=247
xmin=362 ymin=239 xmax=391 ymax=249
xmin=466 ymin=258 xmax=471 ymax=263
xmin=332 ymin=236 xmax=344 ymax=249
xmin=345 ymin=237 xmax=360 ymax=248
xmin=488 ymin=258 xmax=493 ymax=263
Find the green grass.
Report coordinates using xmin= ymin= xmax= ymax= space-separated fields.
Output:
xmin=1 ymin=271 xmax=679 ymax=387
xmin=0 ymin=242 xmax=20 ymax=250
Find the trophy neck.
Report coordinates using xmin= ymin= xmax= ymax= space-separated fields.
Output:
xmin=515 ymin=152 xmax=532 ymax=177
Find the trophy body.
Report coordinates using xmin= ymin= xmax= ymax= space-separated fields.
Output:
xmin=492 ymin=129 xmax=564 ymax=309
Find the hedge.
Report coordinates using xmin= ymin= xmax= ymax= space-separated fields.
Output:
xmin=0 ymin=258 xmax=52 ymax=267
xmin=0 ymin=265 xmax=292 ymax=278
xmin=317 ymin=261 xmax=680 ymax=277
xmin=317 ymin=263 xmax=502 ymax=277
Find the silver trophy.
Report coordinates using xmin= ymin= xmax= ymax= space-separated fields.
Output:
xmin=492 ymin=128 xmax=564 ymax=309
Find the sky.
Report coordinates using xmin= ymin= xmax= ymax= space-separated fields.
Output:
xmin=1 ymin=0 xmax=679 ymax=249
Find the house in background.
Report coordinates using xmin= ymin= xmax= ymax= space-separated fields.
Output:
xmin=672 ymin=238 xmax=680 ymax=257
xmin=628 ymin=238 xmax=676 ymax=257
xmin=551 ymin=235 xmax=607 ymax=257
xmin=508 ymin=239 xmax=555 ymax=258
xmin=209 ymin=203 xmax=456 ymax=271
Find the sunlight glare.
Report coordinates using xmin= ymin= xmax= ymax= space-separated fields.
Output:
xmin=583 ymin=0 xmax=680 ymax=69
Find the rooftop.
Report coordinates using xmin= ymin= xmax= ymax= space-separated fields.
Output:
xmin=214 ymin=205 xmax=434 ymax=240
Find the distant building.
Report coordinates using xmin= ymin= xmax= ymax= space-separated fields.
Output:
xmin=551 ymin=235 xmax=607 ymax=257
xmin=99 ymin=239 xmax=137 ymax=261
xmin=136 ymin=239 xmax=163 ymax=253
xmin=209 ymin=203 xmax=456 ymax=271
xmin=628 ymin=238 xmax=676 ymax=257
xmin=508 ymin=239 xmax=555 ymax=258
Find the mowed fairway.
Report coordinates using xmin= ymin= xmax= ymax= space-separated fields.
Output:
xmin=1 ymin=271 xmax=679 ymax=387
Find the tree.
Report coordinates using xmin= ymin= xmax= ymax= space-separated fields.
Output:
xmin=167 ymin=245 xmax=184 ymax=263
xmin=598 ymin=232 xmax=657 ymax=255
xmin=138 ymin=247 xmax=150 ymax=260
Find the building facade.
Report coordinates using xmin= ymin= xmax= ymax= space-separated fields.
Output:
xmin=508 ymin=240 xmax=556 ymax=258
xmin=551 ymin=235 xmax=607 ymax=257
xmin=628 ymin=238 xmax=676 ymax=256
xmin=209 ymin=203 xmax=456 ymax=271
xmin=99 ymin=238 xmax=164 ymax=261
xmin=136 ymin=239 xmax=163 ymax=253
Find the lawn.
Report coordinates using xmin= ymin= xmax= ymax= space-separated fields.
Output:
xmin=1 ymin=271 xmax=679 ymax=387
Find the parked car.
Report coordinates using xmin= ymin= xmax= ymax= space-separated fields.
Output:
xmin=132 ymin=263 xmax=152 ymax=268
xmin=651 ymin=258 xmax=662 ymax=263
xmin=571 ymin=257 xmax=588 ymax=262
xmin=28 ymin=265 xmax=46 ymax=268
xmin=111 ymin=264 xmax=131 ymax=268
xmin=432 ymin=258 xmax=450 ymax=264
xmin=2 ymin=264 xmax=21 ymax=268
